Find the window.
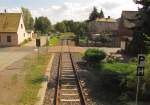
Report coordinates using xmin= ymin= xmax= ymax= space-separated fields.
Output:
xmin=7 ymin=36 xmax=11 ymax=42
xmin=21 ymin=24 xmax=23 ymax=28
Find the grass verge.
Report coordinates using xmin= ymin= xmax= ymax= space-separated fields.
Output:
xmin=18 ymin=54 xmax=50 ymax=105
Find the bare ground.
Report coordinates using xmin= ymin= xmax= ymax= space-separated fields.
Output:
xmin=0 ymin=57 xmax=27 ymax=105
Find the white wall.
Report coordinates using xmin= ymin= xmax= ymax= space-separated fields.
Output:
xmin=17 ymin=15 xmax=30 ymax=44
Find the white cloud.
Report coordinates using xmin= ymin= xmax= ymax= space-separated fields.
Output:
xmin=0 ymin=7 xmax=21 ymax=13
xmin=3 ymin=0 xmax=138 ymax=24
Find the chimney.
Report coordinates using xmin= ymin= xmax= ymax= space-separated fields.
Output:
xmin=107 ymin=16 xmax=110 ymax=19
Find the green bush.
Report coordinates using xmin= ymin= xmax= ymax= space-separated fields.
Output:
xmin=83 ymin=48 xmax=106 ymax=63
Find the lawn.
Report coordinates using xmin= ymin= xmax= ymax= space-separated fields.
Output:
xmin=18 ymin=54 xmax=50 ymax=105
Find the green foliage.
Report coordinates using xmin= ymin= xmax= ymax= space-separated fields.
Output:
xmin=49 ymin=35 xmax=60 ymax=46
xmin=86 ymin=62 xmax=136 ymax=104
xmin=34 ymin=16 xmax=51 ymax=34
xmin=89 ymin=7 xmax=105 ymax=21
xmin=54 ymin=20 xmax=88 ymax=46
xmin=83 ymin=48 xmax=106 ymax=63
xmin=128 ymin=31 xmax=147 ymax=56
xmin=89 ymin=7 xmax=99 ymax=21
xmin=130 ymin=0 xmax=150 ymax=55
xmin=99 ymin=9 xmax=105 ymax=18
xmin=21 ymin=7 xmax=34 ymax=30
xmin=102 ymin=63 xmax=136 ymax=73
xmin=55 ymin=22 xmax=66 ymax=33
xmin=96 ymin=35 xmax=112 ymax=43
xmin=143 ymin=54 xmax=150 ymax=96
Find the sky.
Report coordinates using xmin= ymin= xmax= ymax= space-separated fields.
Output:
xmin=0 ymin=0 xmax=138 ymax=24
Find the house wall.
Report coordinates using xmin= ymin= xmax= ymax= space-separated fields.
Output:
xmin=118 ymin=16 xmax=134 ymax=47
xmin=88 ymin=21 xmax=118 ymax=34
xmin=88 ymin=21 xmax=120 ymax=47
xmin=0 ymin=32 xmax=18 ymax=46
xmin=17 ymin=15 xmax=30 ymax=45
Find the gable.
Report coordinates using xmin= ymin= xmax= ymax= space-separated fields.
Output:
xmin=121 ymin=11 xmax=138 ymax=29
xmin=0 ymin=13 xmax=22 ymax=32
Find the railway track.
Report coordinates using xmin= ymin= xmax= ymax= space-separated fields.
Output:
xmin=54 ymin=39 xmax=87 ymax=105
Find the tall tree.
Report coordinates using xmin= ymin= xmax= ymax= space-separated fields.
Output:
xmin=89 ymin=7 xmax=99 ymax=21
xmin=99 ymin=9 xmax=104 ymax=18
xmin=34 ymin=16 xmax=51 ymax=34
xmin=21 ymin=7 xmax=34 ymax=30
xmin=129 ymin=0 xmax=150 ymax=55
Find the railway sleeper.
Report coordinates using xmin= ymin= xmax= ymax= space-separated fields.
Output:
xmin=61 ymin=95 xmax=80 ymax=99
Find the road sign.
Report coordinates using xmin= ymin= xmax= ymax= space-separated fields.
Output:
xmin=138 ymin=54 xmax=146 ymax=67
xmin=36 ymin=39 xmax=41 ymax=47
xmin=136 ymin=54 xmax=146 ymax=105
xmin=137 ymin=67 xmax=144 ymax=76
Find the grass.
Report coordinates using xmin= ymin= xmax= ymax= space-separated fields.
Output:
xmin=81 ymin=53 xmax=150 ymax=105
xmin=49 ymin=35 xmax=60 ymax=46
xmin=102 ymin=63 xmax=136 ymax=73
xmin=84 ymin=62 xmax=137 ymax=105
xmin=18 ymin=54 xmax=50 ymax=105
xmin=49 ymin=32 xmax=75 ymax=46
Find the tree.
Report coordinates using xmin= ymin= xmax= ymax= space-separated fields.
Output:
xmin=99 ymin=9 xmax=104 ymax=18
xmin=21 ymin=7 xmax=34 ymax=30
xmin=34 ymin=16 xmax=51 ymax=34
xmin=89 ymin=7 xmax=99 ymax=21
xmin=129 ymin=0 xmax=150 ymax=55
xmin=55 ymin=22 xmax=66 ymax=33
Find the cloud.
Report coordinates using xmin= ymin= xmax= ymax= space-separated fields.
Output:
xmin=0 ymin=7 xmax=21 ymax=13
xmin=101 ymin=2 xmax=120 ymax=10
xmin=1 ymin=0 xmax=138 ymax=24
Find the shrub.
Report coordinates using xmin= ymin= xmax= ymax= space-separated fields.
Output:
xmin=83 ymin=48 xmax=106 ymax=63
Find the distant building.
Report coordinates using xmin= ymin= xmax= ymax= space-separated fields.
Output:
xmin=27 ymin=30 xmax=35 ymax=38
xmin=118 ymin=11 xmax=138 ymax=50
xmin=0 ymin=13 xmax=32 ymax=47
xmin=88 ymin=16 xmax=119 ymax=47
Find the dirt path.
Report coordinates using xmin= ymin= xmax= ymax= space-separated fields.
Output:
xmin=0 ymin=56 xmax=27 ymax=105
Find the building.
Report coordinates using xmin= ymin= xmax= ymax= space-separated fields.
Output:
xmin=27 ymin=30 xmax=35 ymax=39
xmin=118 ymin=11 xmax=138 ymax=50
xmin=88 ymin=16 xmax=119 ymax=47
xmin=0 ymin=13 xmax=31 ymax=47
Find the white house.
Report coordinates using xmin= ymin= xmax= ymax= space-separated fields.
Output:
xmin=0 ymin=13 xmax=31 ymax=47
